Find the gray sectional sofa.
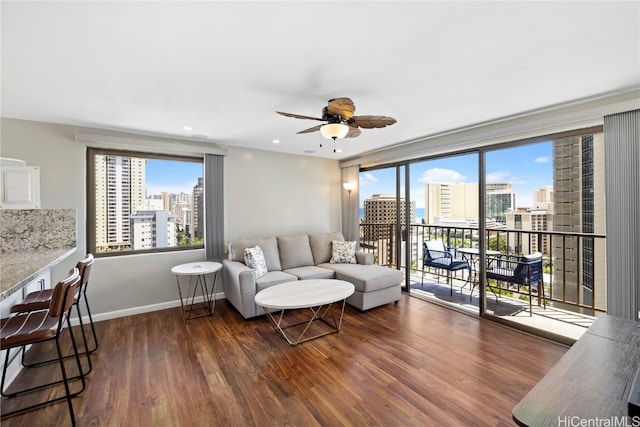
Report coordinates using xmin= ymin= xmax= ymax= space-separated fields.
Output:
xmin=222 ymin=232 xmax=403 ymax=319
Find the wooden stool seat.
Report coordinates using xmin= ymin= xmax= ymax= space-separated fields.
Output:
xmin=0 ymin=311 xmax=58 ymax=348
xmin=10 ymin=289 xmax=53 ymax=313
xmin=10 ymin=254 xmax=98 ymax=375
xmin=1 ymin=268 xmax=84 ymax=425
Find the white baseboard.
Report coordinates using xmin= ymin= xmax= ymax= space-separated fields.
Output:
xmin=69 ymin=292 xmax=226 ymax=326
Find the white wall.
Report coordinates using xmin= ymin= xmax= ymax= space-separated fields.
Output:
xmin=224 ymin=146 xmax=341 ymax=240
xmin=0 ymin=118 xmax=342 ymax=319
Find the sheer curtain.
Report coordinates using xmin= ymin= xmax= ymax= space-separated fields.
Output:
xmin=204 ymin=154 xmax=225 ymax=261
xmin=604 ymin=109 xmax=639 ymax=320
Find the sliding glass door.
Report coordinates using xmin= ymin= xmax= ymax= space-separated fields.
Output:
xmin=358 ymin=165 xmax=406 ymax=283
xmin=359 ymin=153 xmax=480 ymax=308
xmin=407 ymin=153 xmax=480 ymax=312
xmin=355 ymin=127 xmax=605 ymax=340
xmin=482 ymin=132 xmax=606 ymax=339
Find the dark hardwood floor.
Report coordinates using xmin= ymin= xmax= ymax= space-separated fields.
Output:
xmin=1 ymin=295 xmax=568 ymax=426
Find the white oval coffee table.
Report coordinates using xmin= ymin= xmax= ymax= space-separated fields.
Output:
xmin=255 ymin=279 xmax=355 ymax=346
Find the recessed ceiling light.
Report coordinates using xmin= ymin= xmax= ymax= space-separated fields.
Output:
xmin=183 ymin=126 xmax=192 ymax=131
xmin=272 ymin=139 xmax=280 ymax=144
xmin=335 ymin=149 xmax=343 ymax=153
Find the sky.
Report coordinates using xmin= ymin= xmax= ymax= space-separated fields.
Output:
xmin=143 ymin=141 xmax=553 ymax=207
xmin=359 ymin=141 xmax=553 ymax=209
xmin=145 ymin=159 xmax=203 ymax=196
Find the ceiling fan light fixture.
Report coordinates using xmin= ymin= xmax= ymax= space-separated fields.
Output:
xmin=320 ymin=123 xmax=349 ymax=140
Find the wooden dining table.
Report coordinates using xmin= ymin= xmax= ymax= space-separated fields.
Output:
xmin=512 ymin=314 xmax=640 ymax=426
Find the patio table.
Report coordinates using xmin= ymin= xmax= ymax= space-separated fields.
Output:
xmin=455 ymin=247 xmax=501 ymax=299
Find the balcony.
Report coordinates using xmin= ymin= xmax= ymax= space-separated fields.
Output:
xmin=359 ymin=222 xmax=606 ymax=343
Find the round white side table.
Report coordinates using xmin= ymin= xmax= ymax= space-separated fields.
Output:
xmin=170 ymin=261 xmax=222 ymax=320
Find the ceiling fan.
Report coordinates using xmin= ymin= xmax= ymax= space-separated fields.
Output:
xmin=276 ymin=97 xmax=396 ymax=151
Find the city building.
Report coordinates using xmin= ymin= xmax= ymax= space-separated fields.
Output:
xmin=534 ymin=185 xmax=554 ymax=204
xmin=192 ymin=177 xmax=204 ymax=240
xmin=363 ymin=194 xmax=416 ymax=240
xmin=93 ymin=154 xmax=145 ymax=251
xmin=505 ymin=206 xmax=554 ymax=255
xmin=552 ymin=134 xmax=606 ymax=312
xmin=424 ymin=183 xmax=478 ymax=224
xmin=145 ymin=195 xmax=164 ymax=211
xmin=174 ymin=202 xmax=192 ymax=233
xmin=424 ymin=182 xmax=514 ymax=225
xmin=130 ymin=209 xmax=177 ymax=250
xmin=486 ymin=183 xmax=516 ymax=224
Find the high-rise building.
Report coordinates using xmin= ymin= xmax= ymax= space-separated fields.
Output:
xmin=534 ymin=185 xmax=554 ymax=204
xmin=424 ymin=182 xmax=478 ymax=224
xmin=161 ymin=191 xmax=171 ymax=212
xmin=174 ymin=202 xmax=191 ymax=233
xmin=192 ymin=177 xmax=204 ymax=239
xmin=424 ymin=182 xmax=515 ymax=224
xmin=552 ymin=134 xmax=605 ymax=311
xmin=505 ymin=206 xmax=554 ymax=255
xmin=486 ymin=183 xmax=516 ymax=224
xmin=363 ymin=194 xmax=416 ymax=240
xmin=145 ymin=195 xmax=163 ymax=211
xmin=94 ymin=154 xmax=145 ymax=251
xmin=130 ymin=210 xmax=177 ymax=250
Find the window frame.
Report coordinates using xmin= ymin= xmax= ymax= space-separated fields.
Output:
xmin=87 ymin=147 xmax=204 ymax=258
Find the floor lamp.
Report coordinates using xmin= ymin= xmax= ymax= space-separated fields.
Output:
xmin=343 ymin=182 xmax=356 ymax=240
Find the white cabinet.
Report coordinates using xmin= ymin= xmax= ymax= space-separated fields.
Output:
xmin=23 ymin=269 xmax=51 ymax=298
xmin=0 ymin=269 xmax=51 ymax=385
xmin=0 ymin=164 xmax=41 ymax=209
xmin=0 ymin=270 xmax=51 ymax=318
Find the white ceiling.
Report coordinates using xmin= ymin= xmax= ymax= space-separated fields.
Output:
xmin=2 ymin=1 xmax=639 ymax=160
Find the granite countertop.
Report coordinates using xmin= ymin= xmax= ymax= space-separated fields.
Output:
xmin=0 ymin=246 xmax=77 ymax=300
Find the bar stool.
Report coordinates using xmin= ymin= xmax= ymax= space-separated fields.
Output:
xmin=1 ymin=268 xmax=84 ymax=425
xmin=11 ymin=254 xmax=97 ymax=374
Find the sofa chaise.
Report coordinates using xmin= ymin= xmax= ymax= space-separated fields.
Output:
xmin=222 ymin=232 xmax=403 ymax=319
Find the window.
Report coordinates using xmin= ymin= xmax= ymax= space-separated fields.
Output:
xmin=87 ymin=147 xmax=204 ymax=256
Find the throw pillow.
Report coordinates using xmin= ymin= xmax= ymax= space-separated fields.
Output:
xmin=244 ymin=245 xmax=268 ymax=278
xmin=330 ymin=240 xmax=357 ymax=264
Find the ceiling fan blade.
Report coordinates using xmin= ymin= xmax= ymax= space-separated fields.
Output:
xmin=297 ymin=124 xmax=322 ymax=134
xmin=327 ymin=98 xmax=356 ymax=120
xmin=276 ymin=111 xmax=324 ymax=121
xmin=351 ymin=115 xmax=397 ymax=129
xmin=345 ymin=126 xmax=361 ymax=138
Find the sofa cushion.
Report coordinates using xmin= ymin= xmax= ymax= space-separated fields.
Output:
xmin=277 ymin=234 xmax=315 ymax=270
xmin=255 ymin=271 xmax=298 ymax=292
xmin=309 ymin=232 xmax=345 ymax=265
xmin=228 ymin=237 xmax=282 ymax=271
xmin=244 ymin=246 xmax=268 ymax=278
xmin=330 ymin=240 xmax=357 ymax=264
xmin=320 ymin=263 xmax=402 ymax=293
xmin=283 ymin=266 xmax=335 ymax=280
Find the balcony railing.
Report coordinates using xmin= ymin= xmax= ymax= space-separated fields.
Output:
xmin=359 ymin=222 xmax=607 ymax=315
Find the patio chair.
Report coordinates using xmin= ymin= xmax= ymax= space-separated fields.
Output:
xmin=421 ymin=240 xmax=470 ymax=296
xmin=486 ymin=252 xmax=543 ymax=316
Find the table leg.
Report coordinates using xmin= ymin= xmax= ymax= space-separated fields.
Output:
xmin=263 ymin=299 xmax=348 ymax=346
xmin=459 ymin=254 xmax=477 ymax=300
xmin=176 ymin=272 xmax=218 ymax=321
